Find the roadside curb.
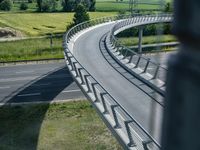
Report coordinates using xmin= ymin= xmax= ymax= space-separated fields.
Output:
xmin=0 ymin=58 xmax=65 ymax=66
xmin=0 ymin=98 xmax=86 ymax=107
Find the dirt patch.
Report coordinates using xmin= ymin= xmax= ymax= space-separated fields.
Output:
xmin=0 ymin=27 xmax=24 ymax=38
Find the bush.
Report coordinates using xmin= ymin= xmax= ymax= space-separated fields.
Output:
xmin=0 ymin=0 xmax=12 ymax=11
xmin=20 ymin=2 xmax=28 ymax=10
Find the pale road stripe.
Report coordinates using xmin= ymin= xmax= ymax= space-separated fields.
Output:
xmin=0 ymin=76 xmax=40 ymax=82
xmin=0 ymin=75 xmax=72 ymax=83
xmin=16 ymin=71 xmax=34 ymax=74
xmin=17 ymin=93 xmax=41 ymax=97
xmin=0 ymin=86 xmax=10 ymax=89
xmin=62 ymin=89 xmax=81 ymax=93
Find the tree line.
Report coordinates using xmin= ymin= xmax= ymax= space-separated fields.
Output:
xmin=0 ymin=0 xmax=96 ymax=12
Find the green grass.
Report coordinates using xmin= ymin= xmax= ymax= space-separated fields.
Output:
xmin=0 ymin=37 xmax=63 ymax=62
xmin=118 ymin=35 xmax=177 ymax=46
xmin=0 ymin=12 xmax=116 ymax=36
xmin=0 ymin=35 xmax=177 ymax=62
xmin=0 ymin=101 xmax=122 ymax=150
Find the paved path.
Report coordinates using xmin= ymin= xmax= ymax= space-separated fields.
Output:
xmin=0 ymin=62 xmax=85 ymax=104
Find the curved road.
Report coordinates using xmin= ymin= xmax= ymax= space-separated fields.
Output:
xmin=72 ymin=23 xmax=164 ymax=142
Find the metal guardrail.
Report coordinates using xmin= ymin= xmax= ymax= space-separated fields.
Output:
xmin=105 ymin=14 xmax=173 ymax=96
xmin=63 ymin=15 xmax=161 ymax=150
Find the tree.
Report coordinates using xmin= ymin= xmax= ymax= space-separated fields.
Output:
xmin=89 ymin=0 xmax=95 ymax=11
xmin=73 ymin=4 xmax=89 ymax=25
xmin=62 ymin=0 xmax=75 ymax=12
xmin=164 ymin=2 xmax=172 ymax=12
xmin=20 ymin=2 xmax=28 ymax=10
xmin=0 ymin=0 xmax=12 ymax=11
xmin=37 ymin=0 xmax=42 ymax=11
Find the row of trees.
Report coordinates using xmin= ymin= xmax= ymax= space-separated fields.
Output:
xmin=36 ymin=0 xmax=96 ymax=12
xmin=0 ymin=0 xmax=12 ymax=10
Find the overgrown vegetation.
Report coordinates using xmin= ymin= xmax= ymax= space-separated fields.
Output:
xmin=0 ymin=101 xmax=122 ymax=150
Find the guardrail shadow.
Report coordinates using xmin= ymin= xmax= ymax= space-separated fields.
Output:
xmin=0 ymin=66 xmax=74 ymax=150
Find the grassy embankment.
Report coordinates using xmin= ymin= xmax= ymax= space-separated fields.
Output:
xmin=0 ymin=101 xmax=122 ymax=150
xmin=0 ymin=12 xmax=116 ymax=62
xmin=118 ymin=35 xmax=177 ymax=46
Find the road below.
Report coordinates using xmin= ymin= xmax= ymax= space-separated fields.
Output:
xmin=0 ymin=62 xmax=85 ymax=104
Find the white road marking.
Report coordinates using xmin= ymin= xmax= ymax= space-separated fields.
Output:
xmin=16 ymin=71 xmax=34 ymax=74
xmin=62 ymin=89 xmax=81 ymax=93
xmin=0 ymin=75 xmax=72 ymax=83
xmin=0 ymin=76 xmax=40 ymax=82
xmin=0 ymin=86 xmax=10 ymax=89
xmin=17 ymin=93 xmax=41 ymax=97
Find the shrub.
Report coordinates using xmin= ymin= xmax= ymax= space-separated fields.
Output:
xmin=20 ymin=2 xmax=28 ymax=10
xmin=0 ymin=0 xmax=12 ymax=11
xmin=73 ymin=4 xmax=89 ymax=25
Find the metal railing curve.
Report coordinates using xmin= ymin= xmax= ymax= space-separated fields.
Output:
xmin=105 ymin=14 xmax=174 ymax=96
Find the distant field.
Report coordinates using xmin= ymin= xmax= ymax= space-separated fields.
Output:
xmin=0 ymin=12 xmax=116 ymax=36
xmin=0 ymin=101 xmax=122 ymax=150
xmin=118 ymin=35 xmax=177 ymax=46
xmin=96 ymin=1 xmax=160 ymax=12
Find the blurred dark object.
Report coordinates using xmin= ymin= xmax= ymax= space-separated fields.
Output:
xmin=161 ymin=0 xmax=200 ymax=150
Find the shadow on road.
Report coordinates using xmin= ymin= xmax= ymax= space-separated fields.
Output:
xmin=0 ymin=66 xmax=74 ymax=150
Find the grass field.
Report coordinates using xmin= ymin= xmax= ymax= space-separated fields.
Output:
xmin=0 ymin=35 xmax=177 ymax=62
xmin=0 ymin=12 xmax=116 ymax=36
xmin=0 ymin=37 xmax=63 ymax=62
xmin=0 ymin=101 xmax=121 ymax=150
xmin=118 ymin=35 xmax=177 ymax=46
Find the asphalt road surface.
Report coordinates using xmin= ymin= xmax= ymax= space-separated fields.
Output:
xmin=0 ymin=62 xmax=85 ymax=104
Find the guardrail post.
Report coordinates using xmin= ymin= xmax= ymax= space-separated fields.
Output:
xmin=152 ymin=65 xmax=160 ymax=79
xmin=135 ymin=56 xmax=141 ymax=68
xmin=138 ymin=26 xmax=144 ymax=54
xmin=72 ymin=62 xmax=79 ymax=77
xmin=84 ymin=75 xmax=91 ymax=92
xmin=128 ymin=54 xmax=133 ymax=63
xmin=91 ymin=83 xmax=99 ymax=102
xmin=100 ymin=93 xmax=109 ymax=114
xmin=111 ymin=105 xmax=121 ymax=129
xmin=143 ymin=58 xmax=150 ymax=73
xmin=77 ymin=68 xmax=84 ymax=84
xmin=124 ymin=120 xmax=136 ymax=147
